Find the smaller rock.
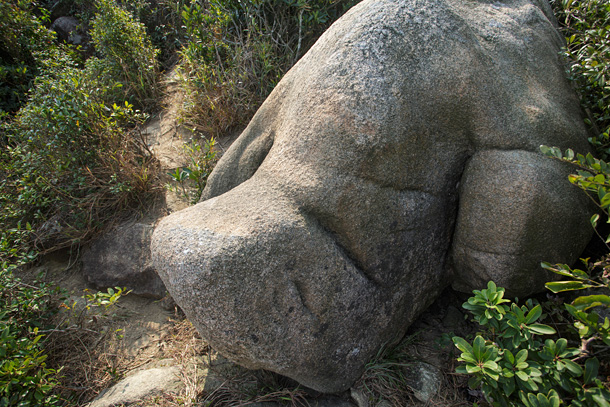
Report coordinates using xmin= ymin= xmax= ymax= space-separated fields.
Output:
xmin=350 ymin=388 xmax=369 ymax=407
xmin=404 ymin=362 xmax=442 ymax=403
xmin=82 ymin=223 xmax=167 ymax=298
xmin=88 ymin=366 xmax=182 ymax=407
xmin=50 ymin=16 xmax=84 ymax=45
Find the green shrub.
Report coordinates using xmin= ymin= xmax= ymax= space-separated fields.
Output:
xmin=90 ymin=0 xmax=160 ymax=108
xmin=167 ymin=138 xmax=218 ymax=204
xmin=0 ymin=1 xmax=61 ymax=116
xmin=553 ymin=0 xmax=610 ymax=159
xmin=0 ymin=0 xmax=162 ymax=256
xmin=0 ymin=250 xmax=60 ymax=407
xmin=1 ymin=68 xmax=156 ymax=254
xmin=177 ymin=0 xmax=361 ymax=135
xmin=453 ymin=281 xmax=610 ymax=407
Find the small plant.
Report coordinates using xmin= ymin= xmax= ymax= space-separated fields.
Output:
xmin=453 ymin=281 xmax=610 ymax=406
xmin=167 ymin=138 xmax=218 ymax=204
xmin=353 ymin=335 xmax=419 ymax=406
xmin=59 ymin=286 xmax=130 ymax=329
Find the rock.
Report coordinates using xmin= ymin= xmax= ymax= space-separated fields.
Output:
xmin=152 ymin=0 xmax=592 ymax=393
xmin=83 ymin=223 xmax=166 ymax=298
xmin=350 ymin=388 xmax=369 ymax=407
xmin=450 ymin=150 xmax=593 ymax=295
xmin=404 ymin=362 xmax=442 ymax=403
xmin=50 ymin=16 xmax=86 ymax=45
xmin=87 ymin=366 xmax=182 ymax=407
xmin=442 ymin=306 xmax=465 ymax=331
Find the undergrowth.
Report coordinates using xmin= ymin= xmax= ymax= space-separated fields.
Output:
xmin=176 ymin=0 xmax=361 ymax=135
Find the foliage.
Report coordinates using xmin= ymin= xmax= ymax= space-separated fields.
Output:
xmin=0 ymin=0 xmax=60 ymax=116
xmin=117 ymin=0 xmax=190 ymax=69
xmin=0 ymin=0 xmax=161 ymax=258
xmin=542 ymin=262 xmax=610 ymax=355
xmin=552 ymin=0 xmax=610 ymax=159
xmin=166 ymin=138 xmax=218 ymax=204
xmin=354 ymin=337 xmax=417 ymax=406
xmin=453 ymin=281 xmax=610 ymax=407
xmin=177 ymin=0 xmax=361 ymax=135
xmin=1 ymin=70 xmax=156 ymax=255
xmin=90 ymin=0 xmax=160 ymax=108
xmin=0 ymin=251 xmax=60 ymax=407
xmin=60 ymin=286 xmax=130 ymax=328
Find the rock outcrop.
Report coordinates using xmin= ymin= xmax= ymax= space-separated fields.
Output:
xmin=152 ymin=0 xmax=592 ymax=393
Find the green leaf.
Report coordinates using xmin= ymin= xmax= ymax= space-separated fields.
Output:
xmin=516 ymin=370 xmax=529 ymax=381
xmin=515 ymin=349 xmax=528 ymax=365
xmin=472 ymin=335 xmax=486 ymax=361
xmin=592 ymin=393 xmax=610 ymax=407
xmin=563 ymin=359 xmax=583 ymax=376
xmin=525 ymin=304 xmax=542 ymax=324
xmin=573 ymin=295 xmax=610 ymax=310
xmin=584 ymin=357 xmax=599 ymax=385
xmin=528 ymin=324 xmax=556 ymax=335
xmin=453 ymin=336 xmax=473 ymax=355
xmin=592 ymin=213 xmax=600 ymax=227
xmin=545 ymin=281 xmax=592 ymax=293
xmin=466 ymin=364 xmax=482 ymax=374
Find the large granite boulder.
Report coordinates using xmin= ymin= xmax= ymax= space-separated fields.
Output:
xmin=152 ymin=0 xmax=593 ymax=393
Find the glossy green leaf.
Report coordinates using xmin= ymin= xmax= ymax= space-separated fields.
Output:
xmin=545 ymin=281 xmax=592 ymax=293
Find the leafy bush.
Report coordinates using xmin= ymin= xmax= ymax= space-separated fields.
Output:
xmin=1 ymin=69 xmax=156 ymax=255
xmin=0 ymin=0 xmax=60 ymax=116
xmin=0 ymin=253 xmax=60 ymax=407
xmin=453 ymin=282 xmax=610 ymax=407
xmin=553 ymin=0 xmax=610 ymax=159
xmin=177 ymin=0 xmax=361 ymax=135
xmin=0 ymin=0 xmax=161 ymax=257
xmin=90 ymin=0 xmax=160 ymax=108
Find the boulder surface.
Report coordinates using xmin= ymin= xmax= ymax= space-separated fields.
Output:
xmin=83 ymin=223 xmax=166 ymax=298
xmin=152 ymin=0 xmax=592 ymax=392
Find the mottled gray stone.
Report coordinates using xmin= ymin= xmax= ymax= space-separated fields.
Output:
xmin=152 ymin=0 xmax=592 ymax=393
xmin=405 ymin=362 xmax=442 ymax=403
xmin=83 ymin=223 xmax=166 ymax=298
xmin=51 ymin=16 xmax=85 ymax=45
xmin=87 ymin=366 xmax=181 ymax=407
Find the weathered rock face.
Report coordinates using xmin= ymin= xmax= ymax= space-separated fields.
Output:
xmin=83 ymin=223 xmax=167 ymax=298
xmin=152 ymin=0 xmax=592 ymax=393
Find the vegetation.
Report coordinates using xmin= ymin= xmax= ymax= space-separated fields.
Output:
xmin=177 ymin=0 xmax=361 ymax=135
xmin=167 ymin=138 xmax=218 ymax=204
xmin=453 ymin=281 xmax=609 ymax=406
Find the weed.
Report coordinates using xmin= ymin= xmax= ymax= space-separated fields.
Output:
xmin=166 ymin=137 xmax=218 ymax=204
